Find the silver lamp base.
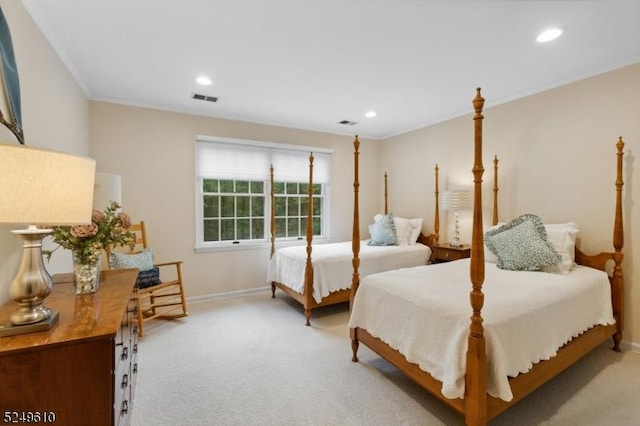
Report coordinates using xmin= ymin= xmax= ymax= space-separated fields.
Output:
xmin=0 ymin=311 xmax=59 ymax=337
xmin=450 ymin=211 xmax=463 ymax=247
xmin=1 ymin=227 xmax=59 ymax=337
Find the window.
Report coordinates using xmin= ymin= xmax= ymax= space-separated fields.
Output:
xmin=196 ymin=136 xmax=331 ymax=250
xmin=273 ymin=181 xmax=323 ymax=239
xmin=202 ymin=179 xmax=265 ymax=242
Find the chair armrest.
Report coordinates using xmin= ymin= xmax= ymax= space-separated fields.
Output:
xmin=153 ymin=260 xmax=183 ymax=284
xmin=154 ymin=261 xmax=183 ymax=267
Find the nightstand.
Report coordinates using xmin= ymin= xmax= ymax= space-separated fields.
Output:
xmin=431 ymin=243 xmax=471 ymax=263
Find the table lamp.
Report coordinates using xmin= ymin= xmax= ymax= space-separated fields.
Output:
xmin=93 ymin=172 xmax=122 ymax=209
xmin=441 ymin=190 xmax=472 ymax=247
xmin=0 ymin=143 xmax=95 ymax=337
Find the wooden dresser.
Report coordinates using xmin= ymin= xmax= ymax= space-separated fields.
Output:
xmin=0 ymin=269 xmax=139 ymax=426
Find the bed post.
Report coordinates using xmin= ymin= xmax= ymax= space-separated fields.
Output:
xmin=434 ymin=165 xmax=440 ymax=243
xmin=270 ymin=164 xmax=276 ymax=259
xmin=384 ymin=171 xmax=388 ymax=215
xmin=465 ymin=88 xmax=487 ymax=426
xmin=612 ymin=137 xmax=625 ymax=351
xmin=351 ymin=136 xmax=361 ymax=309
xmin=303 ymin=153 xmax=314 ymax=326
xmin=493 ymin=156 xmax=499 ymax=226
xmin=351 ymin=136 xmax=361 ymax=360
xmin=270 ymin=164 xmax=277 ymax=298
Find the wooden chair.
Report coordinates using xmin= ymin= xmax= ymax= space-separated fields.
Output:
xmin=110 ymin=221 xmax=188 ymax=337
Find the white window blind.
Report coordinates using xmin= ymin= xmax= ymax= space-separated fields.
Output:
xmin=196 ymin=137 xmax=331 ymax=183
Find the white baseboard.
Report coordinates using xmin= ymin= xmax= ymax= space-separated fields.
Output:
xmin=621 ymin=340 xmax=640 ymax=353
xmin=186 ymin=286 xmax=270 ymax=304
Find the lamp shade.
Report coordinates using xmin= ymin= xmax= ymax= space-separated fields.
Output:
xmin=0 ymin=144 xmax=96 ymax=225
xmin=441 ymin=190 xmax=472 ymax=211
xmin=93 ymin=172 xmax=122 ymax=210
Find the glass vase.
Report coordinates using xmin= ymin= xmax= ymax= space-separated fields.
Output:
xmin=73 ymin=251 xmax=102 ymax=295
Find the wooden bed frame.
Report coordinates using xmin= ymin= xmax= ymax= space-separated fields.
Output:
xmin=349 ymin=88 xmax=625 ymax=425
xmin=270 ymin=136 xmax=439 ymax=325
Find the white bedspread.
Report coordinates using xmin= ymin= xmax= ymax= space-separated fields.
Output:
xmin=267 ymin=241 xmax=431 ymax=303
xmin=348 ymin=259 xmax=614 ymax=401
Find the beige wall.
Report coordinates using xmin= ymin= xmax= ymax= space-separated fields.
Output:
xmin=89 ymin=102 xmax=380 ymax=300
xmin=0 ymin=1 xmax=90 ymax=305
xmin=381 ymin=63 xmax=640 ymax=348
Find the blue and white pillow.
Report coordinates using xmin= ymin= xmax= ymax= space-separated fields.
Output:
xmin=484 ymin=214 xmax=561 ymax=271
xmin=110 ymin=248 xmax=155 ymax=271
xmin=368 ymin=214 xmax=397 ymax=246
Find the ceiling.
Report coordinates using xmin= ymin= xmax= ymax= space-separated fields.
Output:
xmin=22 ymin=1 xmax=640 ymax=140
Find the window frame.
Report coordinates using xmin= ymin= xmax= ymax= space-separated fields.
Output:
xmin=195 ymin=136 xmax=332 ymax=252
xmin=272 ymin=180 xmax=325 ymax=241
xmin=202 ymin=178 xmax=267 ymax=244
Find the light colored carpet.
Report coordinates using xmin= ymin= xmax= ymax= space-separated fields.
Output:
xmin=131 ymin=291 xmax=640 ymax=425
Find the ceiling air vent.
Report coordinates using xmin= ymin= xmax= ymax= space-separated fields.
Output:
xmin=192 ymin=93 xmax=218 ymax=103
xmin=338 ymin=120 xmax=358 ymax=126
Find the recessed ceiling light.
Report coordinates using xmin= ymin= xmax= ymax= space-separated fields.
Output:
xmin=365 ymin=111 xmax=377 ymax=118
xmin=196 ymin=76 xmax=212 ymax=85
xmin=537 ymin=28 xmax=563 ymax=43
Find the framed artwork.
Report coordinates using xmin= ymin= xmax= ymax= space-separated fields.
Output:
xmin=0 ymin=5 xmax=24 ymax=144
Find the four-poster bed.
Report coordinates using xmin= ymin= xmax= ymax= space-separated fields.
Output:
xmin=348 ymin=88 xmax=625 ymax=425
xmin=268 ymin=136 xmax=439 ymax=325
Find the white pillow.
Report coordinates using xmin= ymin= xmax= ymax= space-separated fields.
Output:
xmin=406 ymin=217 xmax=423 ymax=245
xmin=543 ymin=223 xmax=579 ymax=261
xmin=542 ymin=223 xmax=579 ymax=274
xmin=393 ymin=216 xmax=412 ymax=246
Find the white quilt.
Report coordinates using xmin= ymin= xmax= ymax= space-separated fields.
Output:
xmin=267 ymin=241 xmax=431 ymax=303
xmin=348 ymin=258 xmax=614 ymax=402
